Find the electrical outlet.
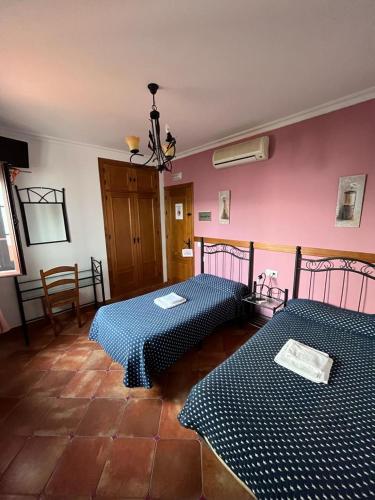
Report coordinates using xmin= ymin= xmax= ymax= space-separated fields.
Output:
xmin=265 ymin=268 xmax=278 ymax=278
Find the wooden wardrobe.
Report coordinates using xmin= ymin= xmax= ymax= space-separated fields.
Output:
xmin=98 ymin=158 xmax=163 ymax=299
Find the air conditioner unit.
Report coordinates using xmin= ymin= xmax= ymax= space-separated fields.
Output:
xmin=212 ymin=136 xmax=269 ymax=169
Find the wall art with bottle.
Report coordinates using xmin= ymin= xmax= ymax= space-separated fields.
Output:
xmin=335 ymin=174 xmax=366 ymax=228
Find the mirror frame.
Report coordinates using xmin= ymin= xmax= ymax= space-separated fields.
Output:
xmin=15 ymin=186 xmax=71 ymax=246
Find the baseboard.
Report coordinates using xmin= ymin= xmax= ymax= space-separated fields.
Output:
xmin=8 ymin=302 xmax=99 ymax=336
xmin=107 ymin=281 xmax=169 ymax=304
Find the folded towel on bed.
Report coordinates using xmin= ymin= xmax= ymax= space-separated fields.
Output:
xmin=154 ymin=292 xmax=187 ymax=309
xmin=274 ymin=339 xmax=333 ymax=384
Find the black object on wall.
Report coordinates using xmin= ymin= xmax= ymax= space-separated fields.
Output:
xmin=15 ymin=186 xmax=71 ymax=246
xmin=0 ymin=136 xmax=29 ymax=168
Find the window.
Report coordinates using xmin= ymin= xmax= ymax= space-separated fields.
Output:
xmin=0 ymin=165 xmax=24 ymax=277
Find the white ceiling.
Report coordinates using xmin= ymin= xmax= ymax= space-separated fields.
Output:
xmin=0 ymin=0 xmax=375 ymax=155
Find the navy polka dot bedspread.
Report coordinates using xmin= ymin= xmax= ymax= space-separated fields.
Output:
xmin=89 ymin=274 xmax=248 ymax=388
xmin=178 ymin=299 xmax=375 ymax=499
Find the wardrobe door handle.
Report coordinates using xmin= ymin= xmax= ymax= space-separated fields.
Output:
xmin=137 ymin=237 xmax=140 ymax=243
xmin=133 ymin=237 xmax=136 ymax=244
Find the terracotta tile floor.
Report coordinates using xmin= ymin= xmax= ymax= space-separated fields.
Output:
xmin=0 ymin=311 xmax=257 ymax=499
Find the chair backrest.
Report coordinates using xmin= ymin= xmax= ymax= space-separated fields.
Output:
xmin=40 ymin=264 xmax=79 ymax=297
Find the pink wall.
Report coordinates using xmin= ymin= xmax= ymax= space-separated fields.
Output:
xmin=165 ymin=100 xmax=375 ymax=311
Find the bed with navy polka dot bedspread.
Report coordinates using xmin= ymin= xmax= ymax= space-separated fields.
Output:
xmin=89 ymin=273 xmax=249 ymax=388
xmin=178 ymin=299 xmax=375 ymax=499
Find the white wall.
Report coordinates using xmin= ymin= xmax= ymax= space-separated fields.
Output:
xmin=0 ymin=130 xmax=166 ymax=328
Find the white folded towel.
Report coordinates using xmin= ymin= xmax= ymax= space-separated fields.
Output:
xmin=274 ymin=339 xmax=333 ymax=384
xmin=154 ymin=292 xmax=187 ymax=309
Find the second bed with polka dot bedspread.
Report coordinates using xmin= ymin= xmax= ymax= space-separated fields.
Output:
xmin=179 ymin=299 xmax=375 ymax=499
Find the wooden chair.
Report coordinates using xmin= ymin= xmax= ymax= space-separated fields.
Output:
xmin=40 ymin=264 xmax=82 ymax=335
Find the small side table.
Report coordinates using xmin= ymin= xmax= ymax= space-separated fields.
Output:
xmin=242 ymin=283 xmax=288 ymax=327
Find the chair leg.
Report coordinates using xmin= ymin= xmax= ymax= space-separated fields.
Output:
xmin=76 ymin=300 xmax=82 ymax=328
xmin=49 ymin=310 xmax=59 ymax=336
xmin=41 ymin=297 xmax=47 ymax=319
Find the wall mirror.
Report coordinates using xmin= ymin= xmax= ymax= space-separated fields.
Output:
xmin=15 ymin=186 xmax=71 ymax=246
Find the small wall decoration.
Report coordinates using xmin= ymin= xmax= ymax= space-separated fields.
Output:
xmin=182 ymin=248 xmax=194 ymax=257
xmin=172 ymin=172 xmax=183 ymax=182
xmin=198 ymin=211 xmax=212 ymax=222
xmin=219 ymin=190 xmax=230 ymax=224
xmin=335 ymin=174 xmax=366 ymax=228
xmin=175 ymin=202 xmax=183 ymax=220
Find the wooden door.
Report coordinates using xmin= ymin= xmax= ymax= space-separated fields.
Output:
xmin=102 ymin=191 xmax=139 ymax=297
xmin=135 ymin=192 xmax=163 ymax=286
xmin=165 ymin=183 xmax=194 ymax=282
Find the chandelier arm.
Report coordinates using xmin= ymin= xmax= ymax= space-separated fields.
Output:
xmin=143 ymin=151 xmax=157 ymax=166
xmin=150 ymin=116 xmax=165 ymax=169
xmin=157 ymin=119 xmax=169 ymax=166
xmin=157 ymin=142 xmax=166 ymax=168
xmin=161 ymin=158 xmax=172 ymax=173
xmin=154 ymin=115 xmax=161 ymax=138
xmin=130 ymin=152 xmax=144 ymax=162
xmin=148 ymin=128 xmax=155 ymax=150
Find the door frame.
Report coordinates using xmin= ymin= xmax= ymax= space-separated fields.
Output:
xmin=164 ymin=182 xmax=195 ymax=282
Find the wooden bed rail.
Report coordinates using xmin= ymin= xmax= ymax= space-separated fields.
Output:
xmin=194 ymin=236 xmax=251 ymax=248
xmin=194 ymin=236 xmax=375 ymax=262
xmin=300 ymin=247 xmax=375 ymax=262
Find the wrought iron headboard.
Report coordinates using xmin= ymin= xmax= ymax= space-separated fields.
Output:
xmin=200 ymin=237 xmax=254 ymax=289
xmin=293 ymin=246 xmax=375 ymax=311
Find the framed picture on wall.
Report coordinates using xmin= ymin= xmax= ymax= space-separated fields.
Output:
xmin=219 ymin=190 xmax=230 ymax=224
xmin=335 ymin=174 xmax=367 ymax=228
xmin=175 ymin=203 xmax=183 ymax=220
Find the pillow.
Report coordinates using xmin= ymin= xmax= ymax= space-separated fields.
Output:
xmin=193 ymin=273 xmax=249 ymax=301
xmin=285 ymin=299 xmax=375 ymax=337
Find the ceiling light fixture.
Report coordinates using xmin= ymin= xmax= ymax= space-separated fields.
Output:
xmin=125 ymin=83 xmax=176 ymax=173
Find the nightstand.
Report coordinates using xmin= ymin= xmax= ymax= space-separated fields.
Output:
xmin=242 ymin=282 xmax=288 ymax=327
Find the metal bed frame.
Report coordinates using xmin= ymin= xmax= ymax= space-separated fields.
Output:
xmin=200 ymin=237 xmax=254 ymax=289
xmin=14 ymin=257 xmax=105 ymax=345
xmin=293 ymin=246 xmax=375 ymax=311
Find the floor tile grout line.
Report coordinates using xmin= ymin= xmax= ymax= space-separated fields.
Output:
xmin=156 ymin=397 xmax=164 ymax=438
xmin=32 ymin=395 xmax=91 ymax=438
xmin=0 ymin=370 xmax=48 ymax=399
xmin=35 ymin=435 xmax=72 ymax=498
xmin=111 ymin=396 xmax=131 ymax=439
xmin=59 ymin=369 xmax=108 ymax=399
xmin=199 ymin=438 xmax=205 ymax=498
xmin=0 ymin=434 xmax=31 ymax=486
xmin=146 ymin=437 xmax=158 ymax=498
xmin=0 ymin=395 xmax=24 ymax=423
xmin=40 ymin=369 xmax=79 ymax=399
xmin=92 ymin=437 xmax=115 ymax=499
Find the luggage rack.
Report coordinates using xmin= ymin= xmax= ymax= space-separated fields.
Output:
xmin=14 ymin=257 xmax=105 ymax=345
